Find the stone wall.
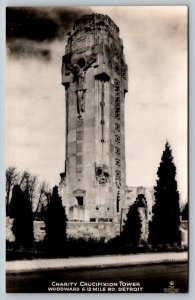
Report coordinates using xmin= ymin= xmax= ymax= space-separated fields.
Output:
xmin=125 ymin=186 xmax=154 ymax=221
xmin=6 ymin=217 xmax=188 ymax=246
xmin=67 ymin=221 xmax=120 ymax=241
xmin=33 ymin=220 xmax=46 ymax=242
xmin=180 ymin=220 xmax=188 ymax=247
xmin=138 ymin=207 xmax=148 ymax=242
xmin=6 ymin=217 xmax=15 ymax=242
xmin=6 ymin=218 xmax=120 ymax=242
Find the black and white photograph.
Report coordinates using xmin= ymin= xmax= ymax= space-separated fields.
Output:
xmin=5 ymin=6 xmax=188 ymax=293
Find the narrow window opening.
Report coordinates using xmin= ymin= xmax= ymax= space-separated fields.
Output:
xmin=76 ymin=196 xmax=83 ymax=206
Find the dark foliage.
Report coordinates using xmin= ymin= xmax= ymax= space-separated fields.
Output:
xmin=11 ymin=185 xmax=34 ymax=246
xmin=149 ymin=142 xmax=181 ymax=245
xmin=121 ymin=202 xmax=142 ymax=246
xmin=9 ymin=185 xmax=22 ymax=218
xmin=182 ymin=202 xmax=188 ymax=221
xmin=6 ymin=236 xmax=186 ymax=261
xmin=45 ymin=186 xmax=67 ymax=251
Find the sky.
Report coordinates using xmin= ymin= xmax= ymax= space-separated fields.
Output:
xmin=6 ymin=6 xmax=188 ymax=202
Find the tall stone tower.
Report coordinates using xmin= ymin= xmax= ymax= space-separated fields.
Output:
xmin=59 ymin=13 xmax=128 ymax=239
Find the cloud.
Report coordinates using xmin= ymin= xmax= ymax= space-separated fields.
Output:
xmin=7 ymin=39 xmax=51 ymax=61
xmin=6 ymin=7 xmax=92 ymax=60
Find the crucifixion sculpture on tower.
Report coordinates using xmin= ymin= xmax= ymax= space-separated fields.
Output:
xmin=66 ymin=55 xmax=96 ymax=118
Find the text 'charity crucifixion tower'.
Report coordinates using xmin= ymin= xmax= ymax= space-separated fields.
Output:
xmin=59 ymin=13 xmax=128 ymax=238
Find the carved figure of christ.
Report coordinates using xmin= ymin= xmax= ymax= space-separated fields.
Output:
xmin=66 ymin=56 xmax=96 ymax=117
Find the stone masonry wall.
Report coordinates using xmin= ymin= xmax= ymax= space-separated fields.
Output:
xmin=6 ymin=218 xmax=120 ymax=242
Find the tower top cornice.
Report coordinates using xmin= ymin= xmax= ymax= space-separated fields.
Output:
xmin=63 ymin=12 xmax=128 ymax=89
xmin=73 ymin=13 xmax=119 ymax=35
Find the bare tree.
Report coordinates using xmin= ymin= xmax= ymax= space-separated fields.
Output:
xmin=34 ymin=181 xmax=51 ymax=216
xmin=19 ymin=170 xmax=30 ymax=189
xmin=6 ymin=167 xmax=51 ymax=218
xmin=19 ymin=170 xmax=38 ymax=205
xmin=6 ymin=167 xmax=19 ymax=215
xmin=28 ymin=174 xmax=38 ymax=204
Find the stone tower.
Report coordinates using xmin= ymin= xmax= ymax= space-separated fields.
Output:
xmin=59 ymin=13 xmax=128 ymax=239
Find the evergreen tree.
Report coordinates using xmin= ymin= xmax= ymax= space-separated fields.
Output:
xmin=121 ymin=202 xmax=142 ymax=246
xmin=149 ymin=142 xmax=181 ymax=245
xmin=11 ymin=185 xmax=34 ymax=246
xmin=45 ymin=186 xmax=67 ymax=250
xmin=9 ymin=185 xmax=23 ymax=219
xmin=182 ymin=202 xmax=188 ymax=221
